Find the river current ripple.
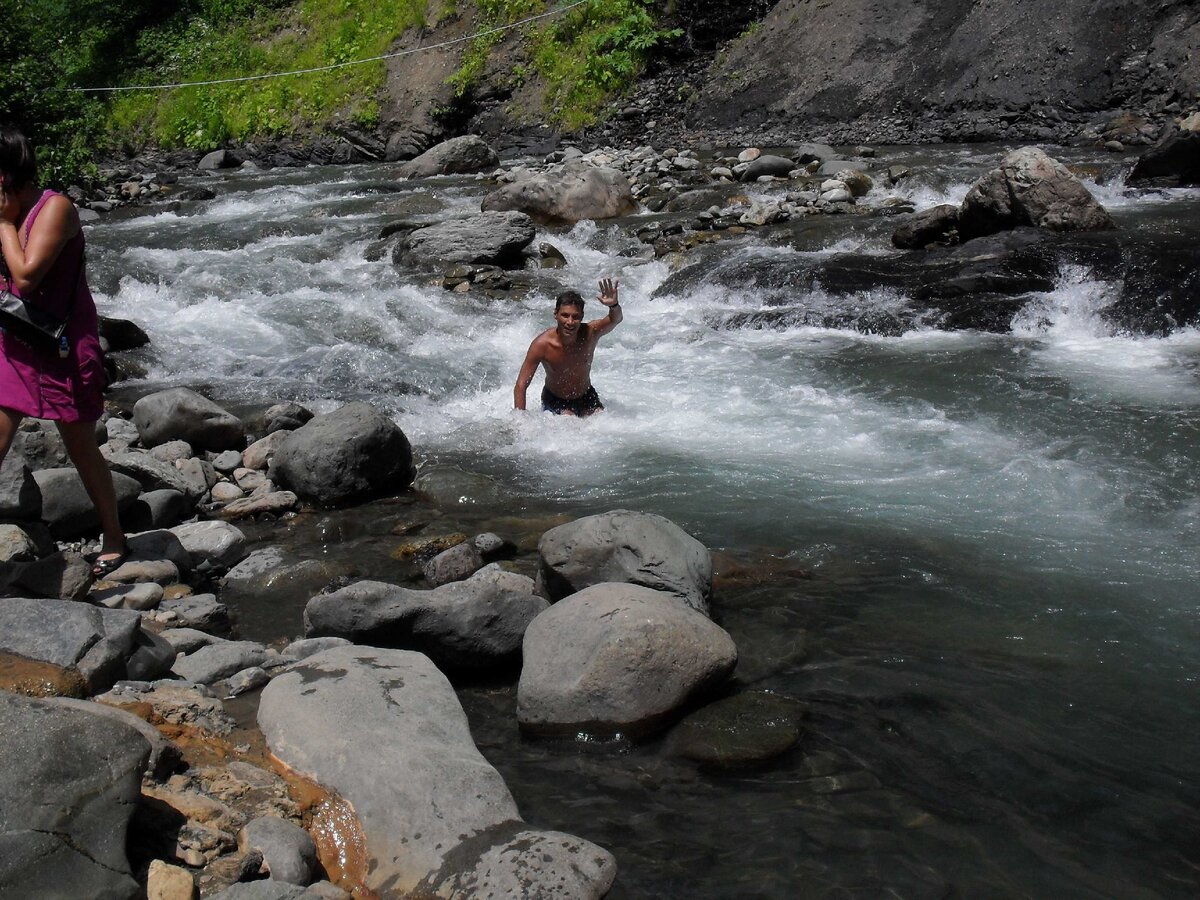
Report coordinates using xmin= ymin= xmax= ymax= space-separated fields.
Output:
xmin=90 ymin=145 xmax=1200 ymax=898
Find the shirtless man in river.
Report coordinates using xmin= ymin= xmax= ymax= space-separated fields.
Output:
xmin=514 ymin=278 xmax=622 ymax=416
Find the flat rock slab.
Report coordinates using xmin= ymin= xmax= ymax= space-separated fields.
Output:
xmin=303 ymin=565 xmax=548 ymax=670
xmin=0 ymin=691 xmax=149 ymax=899
xmin=538 ymin=509 xmax=713 ymax=613
xmin=0 ymin=598 xmax=143 ymax=694
xmin=170 ymin=521 xmax=249 ymax=569
xmin=518 ymin=583 xmax=738 ymax=739
xmin=258 ymin=646 xmax=614 ymax=898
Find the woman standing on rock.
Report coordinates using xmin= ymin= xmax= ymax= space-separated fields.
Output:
xmin=0 ymin=127 xmax=127 ymax=576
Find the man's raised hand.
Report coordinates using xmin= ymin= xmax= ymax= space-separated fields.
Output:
xmin=598 ymin=277 xmax=620 ymax=307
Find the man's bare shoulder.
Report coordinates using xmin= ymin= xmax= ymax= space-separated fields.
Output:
xmin=530 ymin=327 xmax=560 ymax=349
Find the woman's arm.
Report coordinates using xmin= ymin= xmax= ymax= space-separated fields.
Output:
xmin=0 ymin=194 xmax=79 ymax=294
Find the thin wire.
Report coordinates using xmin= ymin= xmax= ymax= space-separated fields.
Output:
xmin=70 ymin=0 xmax=589 ymax=93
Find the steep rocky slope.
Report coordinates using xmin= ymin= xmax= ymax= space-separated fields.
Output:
xmin=376 ymin=0 xmax=1198 ymax=152
xmin=683 ymin=0 xmax=1199 ymax=143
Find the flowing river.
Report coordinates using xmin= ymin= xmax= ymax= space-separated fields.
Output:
xmin=88 ymin=145 xmax=1200 ymax=898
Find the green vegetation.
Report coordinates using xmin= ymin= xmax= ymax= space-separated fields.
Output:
xmin=1 ymin=0 xmax=677 ymax=184
xmin=110 ymin=0 xmax=429 ymax=150
xmin=450 ymin=0 xmax=680 ymax=131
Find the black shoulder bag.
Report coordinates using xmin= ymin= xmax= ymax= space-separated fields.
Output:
xmin=0 ymin=236 xmax=72 ymax=359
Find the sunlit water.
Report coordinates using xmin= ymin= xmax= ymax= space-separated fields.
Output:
xmin=88 ymin=147 xmax=1200 ymax=898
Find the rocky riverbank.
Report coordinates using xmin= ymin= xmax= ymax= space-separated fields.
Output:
xmin=2 ymin=373 xmax=780 ymax=896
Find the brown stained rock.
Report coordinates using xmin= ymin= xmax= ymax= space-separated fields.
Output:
xmin=0 ymin=650 xmax=88 ymax=698
xmin=390 ymin=532 xmax=467 ymax=561
xmin=215 ymin=490 xmax=300 ymax=521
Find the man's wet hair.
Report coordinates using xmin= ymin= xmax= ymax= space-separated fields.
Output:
xmin=555 ymin=290 xmax=584 ymax=314
xmin=0 ymin=127 xmax=37 ymax=193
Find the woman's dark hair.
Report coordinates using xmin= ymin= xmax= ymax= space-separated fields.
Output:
xmin=0 ymin=127 xmax=37 ymax=193
xmin=555 ymin=290 xmax=585 ymax=314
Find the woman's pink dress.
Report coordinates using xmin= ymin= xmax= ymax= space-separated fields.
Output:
xmin=0 ymin=189 xmax=105 ymax=422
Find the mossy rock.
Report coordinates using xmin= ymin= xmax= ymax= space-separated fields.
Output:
xmin=666 ymin=690 xmax=803 ymax=768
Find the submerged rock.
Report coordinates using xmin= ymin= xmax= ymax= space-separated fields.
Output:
xmin=666 ymin=691 xmax=805 ymax=768
xmin=518 ymin=583 xmax=738 ymax=739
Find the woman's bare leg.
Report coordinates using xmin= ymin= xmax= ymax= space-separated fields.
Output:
xmin=55 ymin=419 xmax=126 ymax=558
xmin=0 ymin=406 xmax=22 ymax=465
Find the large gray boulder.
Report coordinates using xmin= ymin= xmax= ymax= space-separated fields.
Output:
xmin=958 ymin=146 xmax=1116 ymax=240
xmin=258 ymin=646 xmax=616 ymax=898
xmin=304 ymin=565 xmax=547 ymax=670
xmin=396 ymin=210 xmax=535 ymax=268
xmin=396 ymin=134 xmax=499 ymax=179
xmin=32 ymin=468 xmax=141 ymax=539
xmin=272 ymin=403 xmax=414 ymax=507
xmin=0 ymin=692 xmax=149 ymax=900
xmin=0 ymin=598 xmax=171 ymax=693
xmin=518 ymin=583 xmax=738 ymax=738
xmin=538 ymin=509 xmax=713 ymax=613
xmin=481 ymin=162 xmax=638 ymax=224
xmin=133 ymin=387 xmax=246 ymax=451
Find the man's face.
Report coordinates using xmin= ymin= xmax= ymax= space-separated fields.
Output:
xmin=555 ymin=304 xmax=584 ymax=339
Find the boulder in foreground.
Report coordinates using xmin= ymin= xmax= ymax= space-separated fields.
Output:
xmin=0 ymin=691 xmax=149 ymax=899
xmin=272 ymin=402 xmax=414 ymax=507
xmin=518 ymin=583 xmax=738 ymax=739
xmin=258 ymin=646 xmax=616 ymax=897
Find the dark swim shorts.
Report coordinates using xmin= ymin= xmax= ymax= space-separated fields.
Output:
xmin=542 ymin=385 xmax=604 ymax=416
